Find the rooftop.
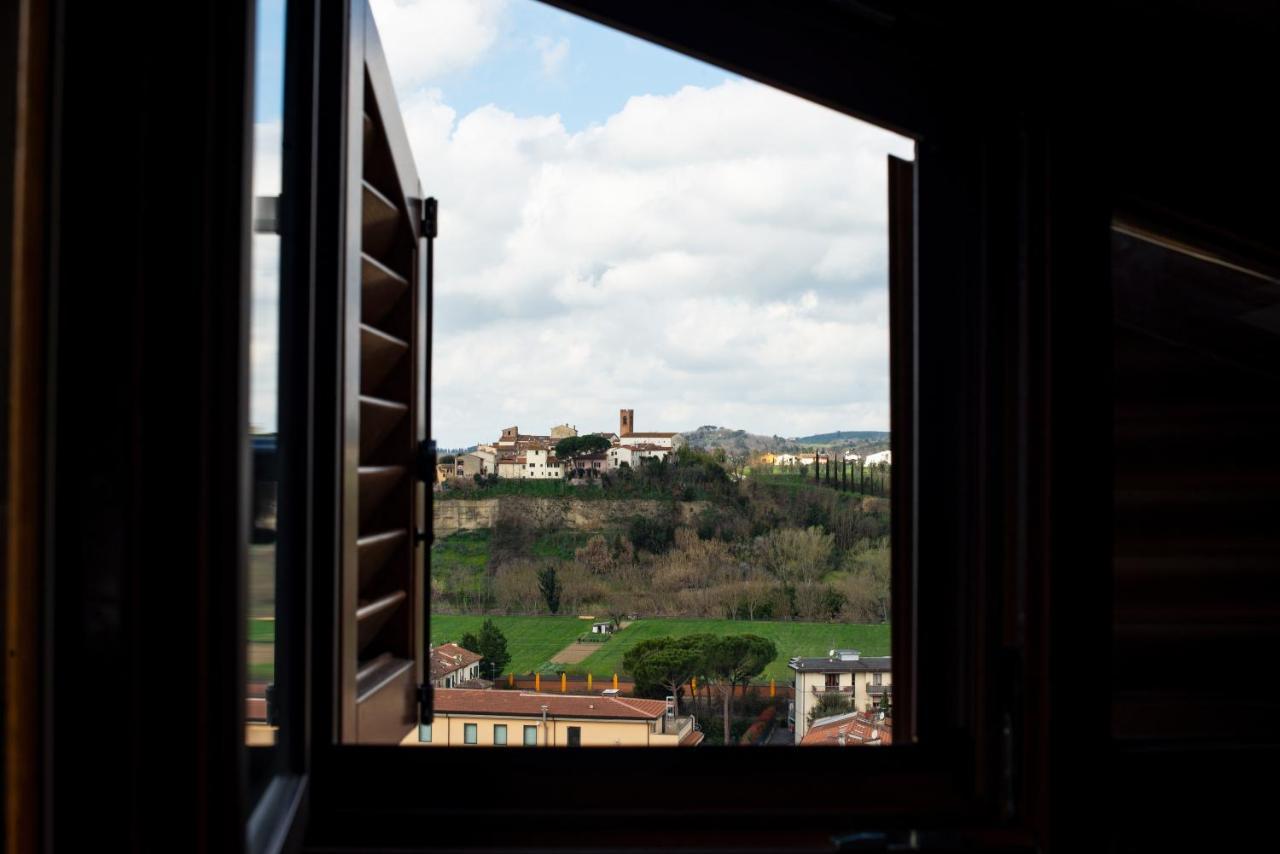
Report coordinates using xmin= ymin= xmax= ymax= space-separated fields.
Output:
xmin=432 ymin=689 xmax=670 ymax=721
xmin=429 ymin=643 xmax=483 ymax=681
xmin=800 ymin=711 xmax=893 ymax=746
xmin=789 ymin=654 xmax=892 ymax=673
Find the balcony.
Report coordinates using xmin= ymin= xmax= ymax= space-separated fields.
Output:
xmin=649 ymin=715 xmax=701 ymax=747
xmin=813 ymin=686 xmax=854 ymax=695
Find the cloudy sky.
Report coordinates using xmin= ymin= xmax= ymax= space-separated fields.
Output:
xmin=250 ymin=0 xmax=913 ymax=446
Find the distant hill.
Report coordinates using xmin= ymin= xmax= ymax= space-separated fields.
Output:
xmin=676 ymin=425 xmax=890 ymax=455
xmin=791 ymin=430 xmax=889 ymax=445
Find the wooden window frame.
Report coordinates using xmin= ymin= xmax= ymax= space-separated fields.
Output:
xmin=293 ymin=1 xmax=1061 ymax=850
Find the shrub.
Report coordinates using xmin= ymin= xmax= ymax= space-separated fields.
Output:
xmin=739 ymin=721 xmax=767 ymax=745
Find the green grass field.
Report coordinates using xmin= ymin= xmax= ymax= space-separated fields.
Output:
xmin=430 ymin=615 xmax=589 ymax=675
xmin=560 ymin=618 xmax=891 ymax=680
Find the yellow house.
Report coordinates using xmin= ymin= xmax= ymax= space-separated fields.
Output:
xmin=406 ymin=689 xmax=704 ymax=747
xmin=756 ymin=452 xmax=777 ymax=465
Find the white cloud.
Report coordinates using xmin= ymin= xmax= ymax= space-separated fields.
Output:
xmin=397 ymin=77 xmax=912 ymax=446
xmin=370 ymin=0 xmax=507 ymax=98
xmin=535 ymin=35 xmax=569 ymax=78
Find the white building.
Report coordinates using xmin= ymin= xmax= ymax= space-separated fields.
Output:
xmin=455 ymin=449 xmax=496 ymax=478
xmin=864 ymin=450 xmax=892 ymax=466
xmin=607 ymin=445 xmax=634 ymax=470
xmin=608 ymin=444 xmax=671 ymax=470
xmin=496 ymin=447 xmax=563 ymax=479
xmin=615 ymin=408 xmax=676 ymax=449
xmin=788 ymin=650 xmax=892 ymax=743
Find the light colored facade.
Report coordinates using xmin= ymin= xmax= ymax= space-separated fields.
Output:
xmin=632 ymin=445 xmax=671 ymax=464
xmin=523 ymin=448 xmax=562 ymax=478
xmin=607 ymin=445 xmax=635 ymax=470
xmin=789 ymin=650 xmax=891 ymax=743
xmin=410 ymin=690 xmax=703 ymax=747
xmin=455 ymin=450 xmax=495 ymax=478
xmin=495 ymin=448 xmax=563 ymax=479
xmin=617 ymin=432 xmax=675 ymax=449
xmin=567 ymin=452 xmax=607 ymax=477
xmin=864 ymin=450 xmax=892 ymax=466
xmin=429 ymin=643 xmax=484 ymax=689
xmin=550 ymin=423 xmax=578 ymax=440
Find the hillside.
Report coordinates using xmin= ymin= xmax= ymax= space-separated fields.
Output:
xmin=791 ymin=430 xmax=889 ymax=445
xmin=676 ymin=425 xmax=890 ymax=454
xmin=675 ymin=425 xmax=801 ymax=454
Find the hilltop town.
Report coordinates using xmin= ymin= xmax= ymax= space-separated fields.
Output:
xmin=444 ymin=408 xmax=678 ymax=483
xmin=440 ymin=407 xmax=891 ymax=486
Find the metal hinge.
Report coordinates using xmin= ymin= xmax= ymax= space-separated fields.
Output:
xmin=416 ymin=439 xmax=436 ymax=483
xmin=417 ymin=682 xmax=433 ymax=723
xmin=421 ymin=196 xmax=437 ymax=239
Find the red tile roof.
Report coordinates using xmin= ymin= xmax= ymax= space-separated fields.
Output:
xmin=429 ymin=643 xmax=483 ymax=681
xmin=800 ymin=712 xmax=892 ymax=746
xmin=432 ymin=689 xmax=668 ymax=720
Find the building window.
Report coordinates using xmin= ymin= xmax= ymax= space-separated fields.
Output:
xmin=523 ymin=725 xmax=537 ymax=746
xmin=418 ymin=723 xmax=431 ymax=743
xmin=825 ymin=673 xmax=840 ymax=689
xmin=567 ymin=726 xmax=581 ymax=747
xmin=464 ymin=723 xmax=478 ymax=745
xmin=873 ymin=672 xmax=882 ymax=686
xmin=493 ymin=724 xmax=507 ymax=745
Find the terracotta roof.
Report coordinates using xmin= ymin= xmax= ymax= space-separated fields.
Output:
xmin=432 ymin=689 xmax=668 ymax=720
xmin=429 ymin=644 xmax=483 ymax=681
xmin=800 ymin=712 xmax=892 ymax=746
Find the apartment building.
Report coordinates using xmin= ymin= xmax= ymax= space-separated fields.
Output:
xmin=789 ymin=650 xmax=891 ymax=742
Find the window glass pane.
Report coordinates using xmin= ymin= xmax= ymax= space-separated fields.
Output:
xmin=464 ymin=723 xmax=478 ymax=744
xmin=371 ymin=0 xmax=906 ymax=749
xmin=524 ymin=725 xmax=537 ymax=746
xmin=494 ymin=724 xmax=507 ymax=745
xmin=246 ymin=0 xmax=286 ymax=787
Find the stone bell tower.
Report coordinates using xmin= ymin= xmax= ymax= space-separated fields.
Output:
xmin=619 ymin=409 xmax=634 ymax=436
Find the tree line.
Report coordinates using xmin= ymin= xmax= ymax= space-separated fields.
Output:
xmin=623 ymin=633 xmax=777 ymax=745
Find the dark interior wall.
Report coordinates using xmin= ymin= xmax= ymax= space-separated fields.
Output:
xmin=45 ymin=1 xmax=253 ymax=851
xmin=0 ymin=3 xmax=16 ymax=847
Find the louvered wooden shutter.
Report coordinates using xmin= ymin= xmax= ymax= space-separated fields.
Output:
xmin=338 ymin=1 xmax=427 ymax=744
